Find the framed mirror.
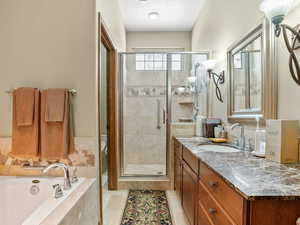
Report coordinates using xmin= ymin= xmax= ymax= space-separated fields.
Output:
xmin=227 ymin=19 xmax=278 ymax=122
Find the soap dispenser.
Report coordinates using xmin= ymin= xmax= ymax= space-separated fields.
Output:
xmin=254 ymin=116 xmax=266 ymax=154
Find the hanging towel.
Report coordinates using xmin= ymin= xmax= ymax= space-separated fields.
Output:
xmin=11 ymin=88 xmax=39 ymax=159
xmin=41 ymin=88 xmax=74 ymax=160
xmin=15 ymin=88 xmax=35 ymax=126
xmin=45 ymin=89 xmax=66 ymax=122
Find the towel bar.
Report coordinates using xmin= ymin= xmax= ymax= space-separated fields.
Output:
xmin=5 ymin=88 xmax=77 ymax=95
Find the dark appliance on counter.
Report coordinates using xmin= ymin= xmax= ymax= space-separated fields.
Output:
xmin=203 ymin=119 xmax=222 ymax=138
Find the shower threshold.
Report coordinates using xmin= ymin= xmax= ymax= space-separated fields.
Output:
xmin=124 ymin=164 xmax=166 ymax=176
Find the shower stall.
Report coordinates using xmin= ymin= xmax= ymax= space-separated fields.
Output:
xmin=119 ymin=52 xmax=209 ymax=177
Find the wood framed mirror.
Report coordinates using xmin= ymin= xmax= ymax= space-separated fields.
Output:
xmin=227 ymin=18 xmax=278 ymax=122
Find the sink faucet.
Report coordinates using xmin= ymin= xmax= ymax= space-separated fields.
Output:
xmin=43 ymin=163 xmax=72 ymax=190
xmin=230 ymin=123 xmax=245 ymax=150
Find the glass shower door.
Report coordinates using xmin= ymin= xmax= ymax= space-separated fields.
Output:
xmin=120 ymin=53 xmax=168 ymax=176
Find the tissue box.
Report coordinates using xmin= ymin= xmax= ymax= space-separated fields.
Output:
xmin=266 ymin=120 xmax=299 ymax=164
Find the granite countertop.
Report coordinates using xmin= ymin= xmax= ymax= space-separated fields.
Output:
xmin=176 ymin=136 xmax=300 ymax=200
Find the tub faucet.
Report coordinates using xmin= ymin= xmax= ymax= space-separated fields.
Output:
xmin=230 ymin=123 xmax=245 ymax=150
xmin=43 ymin=163 xmax=72 ymax=190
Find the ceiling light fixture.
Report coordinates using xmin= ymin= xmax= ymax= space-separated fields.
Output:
xmin=139 ymin=0 xmax=148 ymax=2
xmin=148 ymin=12 xmax=160 ymax=20
xmin=260 ymin=0 xmax=300 ymax=86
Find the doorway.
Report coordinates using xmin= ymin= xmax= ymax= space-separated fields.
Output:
xmin=119 ymin=52 xmax=209 ymax=177
xmin=99 ymin=19 xmax=120 ymax=225
xmin=100 ymin=23 xmax=118 ymax=190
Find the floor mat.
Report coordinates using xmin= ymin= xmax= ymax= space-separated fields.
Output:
xmin=120 ymin=190 xmax=173 ymax=225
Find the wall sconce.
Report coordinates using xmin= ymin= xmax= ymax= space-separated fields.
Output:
xmin=260 ymin=0 xmax=300 ymax=86
xmin=202 ymin=60 xmax=225 ymax=103
xmin=187 ymin=76 xmax=197 ymax=83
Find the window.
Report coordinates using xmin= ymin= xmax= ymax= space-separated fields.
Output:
xmin=135 ymin=53 xmax=182 ymax=71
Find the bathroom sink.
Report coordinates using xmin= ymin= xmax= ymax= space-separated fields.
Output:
xmin=198 ymin=144 xmax=240 ymax=153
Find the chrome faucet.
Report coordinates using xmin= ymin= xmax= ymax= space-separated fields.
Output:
xmin=230 ymin=123 xmax=245 ymax=150
xmin=43 ymin=163 xmax=72 ymax=190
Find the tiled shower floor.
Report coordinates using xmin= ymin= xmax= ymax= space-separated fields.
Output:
xmin=124 ymin=163 xmax=166 ymax=176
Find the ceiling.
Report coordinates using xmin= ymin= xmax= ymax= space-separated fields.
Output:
xmin=119 ymin=0 xmax=205 ymax=32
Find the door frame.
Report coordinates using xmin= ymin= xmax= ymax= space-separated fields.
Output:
xmin=118 ymin=52 xmax=172 ymax=178
xmin=99 ymin=18 xmax=118 ymax=190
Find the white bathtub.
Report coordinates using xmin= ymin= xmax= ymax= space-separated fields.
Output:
xmin=0 ymin=176 xmax=85 ymax=225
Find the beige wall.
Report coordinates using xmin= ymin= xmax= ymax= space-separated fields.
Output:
xmin=97 ymin=0 xmax=126 ymax=51
xmin=192 ymin=0 xmax=263 ymax=62
xmin=126 ymin=32 xmax=191 ymax=52
xmin=192 ymin=0 xmax=263 ymax=121
xmin=0 ymin=0 xmax=97 ymax=137
xmin=277 ymin=6 xmax=300 ymax=121
xmin=191 ymin=0 xmax=300 ymax=134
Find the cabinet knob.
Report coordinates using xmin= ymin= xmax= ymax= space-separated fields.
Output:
xmin=209 ymin=181 xmax=218 ymax=187
xmin=208 ymin=208 xmax=217 ymax=214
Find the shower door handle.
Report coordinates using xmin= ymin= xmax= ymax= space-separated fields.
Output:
xmin=156 ymin=99 xmax=161 ymax=129
xmin=163 ymin=109 xmax=166 ymax=124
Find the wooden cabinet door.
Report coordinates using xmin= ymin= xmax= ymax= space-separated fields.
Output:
xmin=175 ymin=155 xmax=182 ymax=202
xmin=182 ymin=161 xmax=198 ymax=225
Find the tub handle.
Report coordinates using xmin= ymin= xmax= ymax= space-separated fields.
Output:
xmin=53 ymin=184 xmax=64 ymax=199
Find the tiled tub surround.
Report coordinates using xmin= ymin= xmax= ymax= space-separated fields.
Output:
xmin=0 ymin=137 xmax=96 ymax=177
xmin=176 ymin=136 xmax=300 ymax=200
xmin=0 ymin=176 xmax=97 ymax=225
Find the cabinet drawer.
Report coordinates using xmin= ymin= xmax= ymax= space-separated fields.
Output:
xmin=174 ymin=138 xmax=182 ymax=157
xmin=199 ymin=162 xmax=245 ymax=225
xmin=183 ymin=146 xmax=199 ymax=175
xmin=198 ymin=202 xmax=214 ymax=225
xmin=199 ymin=181 xmax=235 ymax=225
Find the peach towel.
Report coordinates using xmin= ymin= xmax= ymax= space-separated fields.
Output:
xmin=41 ymin=89 xmax=74 ymax=160
xmin=15 ymin=87 xmax=35 ymax=126
xmin=45 ymin=89 xmax=65 ymax=122
xmin=11 ymin=88 xmax=39 ymax=159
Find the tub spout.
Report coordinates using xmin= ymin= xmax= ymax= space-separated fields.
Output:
xmin=43 ymin=163 xmax=72 ymax=190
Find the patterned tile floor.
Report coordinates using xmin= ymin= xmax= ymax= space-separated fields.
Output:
xmin=102 ymin=189 xmax=188 ymax=225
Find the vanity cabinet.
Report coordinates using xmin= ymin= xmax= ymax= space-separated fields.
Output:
xmin=174 ymin=152 xmax=182 ymax=201
xmin=199 ymin=162 xmax=246 ymax=225
xmin=174 ymin=139 xmax=183 ymax=201
xmin=173 ymin=137 xmax=300 ymax=225
xmin=182 ymin=161 xmax=198 ymax=225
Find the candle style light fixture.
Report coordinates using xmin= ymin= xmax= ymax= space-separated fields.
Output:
xmin=260 ymin=0 xmax=300 ymax=85
xmin=202 ymin=60 xmax=225 ymax=103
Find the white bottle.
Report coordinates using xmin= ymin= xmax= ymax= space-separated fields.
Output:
xmin=196 ymin=115 xmax=205 ymax=137
xmin=255 ymin=116 xmax=266 ymax=153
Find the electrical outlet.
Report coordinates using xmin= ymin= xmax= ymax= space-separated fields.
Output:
xmin=293 ymin=24 xmax=300 ymax=50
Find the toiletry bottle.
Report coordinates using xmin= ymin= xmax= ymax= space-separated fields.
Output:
xmin=255 ymin=116 xmax=266 ymax=153
xmin=220 ymin=126 xmax=228 ymax=139
xmin=196 ymin=115 xmax=205 ymax=137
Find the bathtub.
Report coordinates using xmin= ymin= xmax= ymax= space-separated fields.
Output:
xmin=0 ymin=176 xmax=97 ymax=225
